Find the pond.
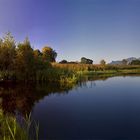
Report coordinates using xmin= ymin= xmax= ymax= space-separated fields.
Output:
xmin=1 ymin=76 xmax=140 ymax=139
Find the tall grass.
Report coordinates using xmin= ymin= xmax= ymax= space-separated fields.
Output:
xmin=51 ymin=63 xmax=140 ymax=82
xmin=52 ymin=63 xmax=140 ymax=71
xmin=35 ymin=66 xmax=78 ymax=83
xmin=0 ymin=63 xmax=140 ymax=82
xmin=0 ymin=110 xmax=39 ymax=140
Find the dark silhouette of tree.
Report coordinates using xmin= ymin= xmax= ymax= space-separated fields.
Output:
xmin=130 ymin=60 xmax=140 ymax=65
xmin=122 ymin=59 xmax=128 ymax=65
xmin=59 ymin=60 xmax=68 ymax=64
xmin=100 ymin=59 xmax=106 ymax=65
xmin=81 ymin=57 xmax=93 ymax=64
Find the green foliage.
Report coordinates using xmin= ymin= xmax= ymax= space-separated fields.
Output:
xmin=0 ymin=110 xmax=39 ymax=140
xmin=0 ymin=110 xmax=28 ymax=140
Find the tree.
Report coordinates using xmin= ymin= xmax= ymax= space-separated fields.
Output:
xmin=0 ymin=32 xmax=16 ymax=70
xmin=16 ymin=37 xmax=35 ymax=79
xmin=59 ymin=60 xmax=68 ymax=64
xmin=42 ymin=46 xmax=57 ymax=62
xmin=122 ymin=59 xmax=127 ymax=65
xmin=100 ymin=59 xmax=106 ymax=65
xmin=33 ymin=49 xmax=51 ymax=70
xmin=81 ymin=57 xmax=93 ymax=64
xmin=130 ymin=60 xmax=140 ymax=65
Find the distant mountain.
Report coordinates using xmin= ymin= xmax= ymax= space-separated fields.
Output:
xmin=125 ymin=57 xmax=137 ymax=64
xmin=109 ymin=57 xmax=139 ymax=65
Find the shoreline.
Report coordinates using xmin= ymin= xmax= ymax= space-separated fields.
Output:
xmin=0 ymin=68 xmax=140 ymax=84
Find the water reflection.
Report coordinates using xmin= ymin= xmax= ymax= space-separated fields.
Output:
xmin=0 ymin=82 xmax=76 ymax=115
xmin=0 ymin=75 xmax=139 ymax=116
xmin=1 ymin=75 xmax=140 ymax=139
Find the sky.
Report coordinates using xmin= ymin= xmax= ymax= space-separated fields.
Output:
xmin=0 ymin=0 xmax=140 ymax=63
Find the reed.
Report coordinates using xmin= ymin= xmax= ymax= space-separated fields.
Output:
xmin=0 ymin=110 xmax=39 ymax=140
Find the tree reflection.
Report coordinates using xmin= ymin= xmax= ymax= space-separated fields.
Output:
xmin=0 ymin=82 xmax=76 ymax=116
xmin=0 ymin=75 xmax=112 ymax=116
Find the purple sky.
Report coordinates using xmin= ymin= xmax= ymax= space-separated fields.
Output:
xmin=0 ymin=0 xmax=140 ymax=63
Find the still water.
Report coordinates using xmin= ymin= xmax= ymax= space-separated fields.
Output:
xmin=1 ymin=76 xmax=140 ymax=139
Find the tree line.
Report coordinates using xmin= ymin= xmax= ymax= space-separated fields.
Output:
xmin=0 ymin=32 xmax=57 ymax=81
xmin=59 ymin=58 xmax=106 ymax=65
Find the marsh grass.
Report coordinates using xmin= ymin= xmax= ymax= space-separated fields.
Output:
xmin=0 ymin=110 xmax=39 ymax=140
xmin=0 ymin=110 xmax=28 ymax=140
xmin=52 ymin=63 xmax=140 ymax=77
xmin=0 ymin=63 xmax=140 ymax=83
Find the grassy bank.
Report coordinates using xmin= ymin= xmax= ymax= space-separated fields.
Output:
xmin=0 ymin=67 xmax=78 ymax=84
xmin=52 ymin=63 xmax=140 ymax=79
xmin=0 ymin=63 xmax=140 ymax=83
xmin=79 ymin=69 xmax=140 ymax=76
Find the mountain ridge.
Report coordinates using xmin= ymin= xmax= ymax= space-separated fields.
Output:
xmin=109 ymin=57 xmax=140 ymax=65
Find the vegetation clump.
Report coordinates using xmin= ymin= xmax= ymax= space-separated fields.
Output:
xmin=0 ymin=33 xmax=78 ymax=83
xmin=81 ymin=57 xmax=93 ymax=64
xmin=0 ymin=110 xmax=39 ymax=140
xmin=100 ymin=59 xmax=106 ymax=66
xmin=130 ymin=60 xmax=140 ymax=65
